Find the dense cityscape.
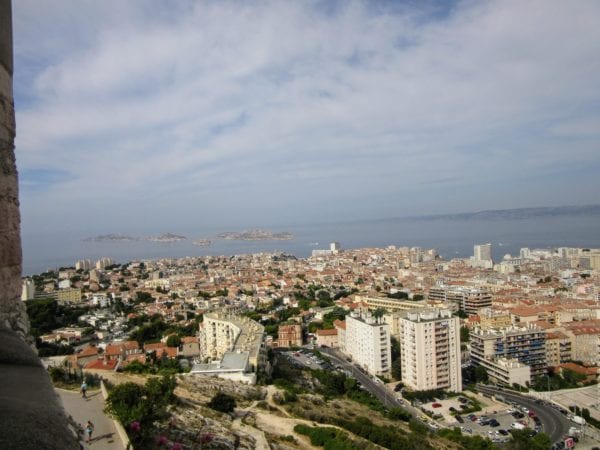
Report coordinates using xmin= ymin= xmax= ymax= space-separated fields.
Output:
xmin=22 ymin=242 xmax=600 ymax=449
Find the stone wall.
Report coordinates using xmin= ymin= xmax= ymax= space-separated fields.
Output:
xmin=0 ymin=2 xmax=80 ymax=448
xmin=0 ymin=0 xmax=30 ymax=342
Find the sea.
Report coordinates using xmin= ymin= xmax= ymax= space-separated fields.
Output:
xmin=21 ymin=215 xmax=600 ymax=276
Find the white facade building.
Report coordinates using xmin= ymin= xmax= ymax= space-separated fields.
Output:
xmin=345 ymin=311 xmax=391 ymax=376
xmin=472 ymin=243 xmax=493 ymax=269
xmin=21 ymin=279 xmax=35 ymax=301
xmin=399 ymin=308 xmax=462 ymax=392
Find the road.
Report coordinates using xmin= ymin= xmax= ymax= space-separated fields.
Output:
xmin=57 ymin=388 xmax=124 ymax=449
xmin=318 ymin=347 xmax=429 ymax=424
xmin=477 ymin=384 xmax=571 ymax=444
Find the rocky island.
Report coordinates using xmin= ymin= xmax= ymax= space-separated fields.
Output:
xmin=82 ymin=233 xmax=138 ymax=242
xmin=216 ymin=229 xmax=293 ymax=241
xmin=146 ymin=233 xmax=187 ymax=243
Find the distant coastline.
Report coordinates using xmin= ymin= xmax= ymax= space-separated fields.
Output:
xmin=411 ymin=204 xmax=600 ymax=222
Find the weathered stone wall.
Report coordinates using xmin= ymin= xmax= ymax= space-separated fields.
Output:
xmin=0 ymin=0 xmax=30 ymax=342
xmin=0 ymin=2 xmax=80 ymax=448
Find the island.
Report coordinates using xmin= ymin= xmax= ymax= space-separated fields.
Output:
xmin=82 ymin=233 xmax=138 ymax=242
xmin=146 ymin=233 xmax=187 ymax=243
xmin=192 ymin=239 xmax=212 ymax=246
xmin=216 ymin=229 xmax=293 ymax=241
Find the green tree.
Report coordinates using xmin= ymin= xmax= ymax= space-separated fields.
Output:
xmin=474 ymin=366 xmax=488 ymax=383
xmin=392 ymin=357 xmax=402 ymax=381
xmin=207 ymin=392 xmax=236 ymax=413
xmin=166 ymin=335 xmax=182 ymax=347
xmin=508 ymin=429 xmax=551 ymax=450
xmin=460 ymin=326 xmax=471 ymax=342
xmin=104 ymin=382 xmax=147 ymax=426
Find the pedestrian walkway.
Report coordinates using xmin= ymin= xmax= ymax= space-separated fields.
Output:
xmin=57 ymin=388 xmax=124 ymax=449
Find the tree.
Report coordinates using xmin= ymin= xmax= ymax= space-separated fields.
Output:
xmin=207 ymin=392 xmax=236 ymax=413
xmin=474 ymin=366 xmax=489 ymax=383
xmin=460 ymin=326 xmax=471 ymax=342
xmin=508 ymin=429 xmax=551 ymax=450
xmin=104 ymin=382 xmax=147 ymax=426
xmin=166 ymin=335 xmax=182 ymax=348
xmin=392 ymin=357 xmax=402 ymax=381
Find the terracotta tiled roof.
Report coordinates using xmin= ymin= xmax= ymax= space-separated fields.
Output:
xmin=144 ymin=342 xmax=166 ymax=352
xmin=317 ymin=328 xmax=338 ymax=336
xmin=84 ymin=359 xmax=118 ymax=371
xmin=77 ymin=345 xmax=98 ymax=358
xmin=333 ymin=319 xmax=346 ymax=330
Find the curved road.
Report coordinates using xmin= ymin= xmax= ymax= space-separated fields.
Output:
xmin=318 ymin=348 xmax=426 ymax=421
xmin=477 ymin=384 xmax=571 ymax=444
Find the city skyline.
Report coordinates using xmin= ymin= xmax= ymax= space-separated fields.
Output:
xmin=13 ymin=0 xmax=600 ymax=236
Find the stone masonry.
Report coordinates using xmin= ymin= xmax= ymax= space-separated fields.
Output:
xmin=0 ymin=2 xmax=80 ymax=448
xmin=0 ymin=0 xmax=30 ymax=342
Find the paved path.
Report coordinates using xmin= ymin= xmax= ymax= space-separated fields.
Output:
xmin=57 ymin=388 xmax=124 ymax=449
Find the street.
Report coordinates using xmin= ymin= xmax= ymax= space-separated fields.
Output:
xmin=477 ymin=384 xmax=571 ymax=444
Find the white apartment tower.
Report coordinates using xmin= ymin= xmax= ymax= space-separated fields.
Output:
xmin=472 ymin=243 xmax=493 ymax=269
xmin=399 ymin=308 xmax=462 ymax=392
xmin=345 ymin=311 xmax=391 ymax=376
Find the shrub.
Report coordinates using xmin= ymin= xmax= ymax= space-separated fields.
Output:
xmin=207 ymin=392 xmax=236 ymax=413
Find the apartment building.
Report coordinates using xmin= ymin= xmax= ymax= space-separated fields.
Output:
xmin=470 ymin=324 xmax=546 ymax=382
xmin=472 ymin=243 xmax=493 ymax=269
xmin=345 ymin=311 xmax=391 ymax=376
xmin=399 ymin=308 xmax=462 ymax=392
xmin=428 ymin=286 xmax=492 ymax=315
xmin=199 ymin=312 xmax=266 ymax=372
xmin=354 ymin=295 xmax=427 ymax=313
xmin=545 ymin=331 xmax=572 ymax=367
xmin=334 ymin=319 xmax=347 ymax=353
xmin=477 ymin=357 xmax=530 ymax=387
xmin=478 ymin=308 xmax=512 ymax=329
xmin=563 ymin=321 xmax=600 ymax=365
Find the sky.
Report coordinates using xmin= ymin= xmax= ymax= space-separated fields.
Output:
xmin=12 ymin=0 xmax=600 ymax=236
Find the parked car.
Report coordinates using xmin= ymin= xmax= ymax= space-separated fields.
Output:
xmin=432 ymin=403 xmax=442 ymax=408
xmin=498 ymin=429 xmax=509 ymax=436
xmin=528 ymin=410 xmax=536 ymax=418
xmin=489 ymin=419 xmax=500 ymax=427
xmin=456 ymin=415 xmax=464 ymax=423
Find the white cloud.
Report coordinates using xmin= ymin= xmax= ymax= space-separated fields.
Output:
xmin=13 ymin=0 xmax=600 ymax=232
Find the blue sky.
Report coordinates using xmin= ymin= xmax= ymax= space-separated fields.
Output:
xmin=12 ymin=0 xmax=600 ymax=235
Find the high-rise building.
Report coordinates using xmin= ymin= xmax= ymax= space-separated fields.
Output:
xmin=472 ymin=243 xmax=493 ymax=269
xmin=399 ymin=308 xmax=462 ymax=392
xmin=75 ymin=259 xmax=92 ymax=271
xmin=95 ymin=257 xmax=114 ymax=270
xmin=474 ymin=243 xmax=492 ymax=261
xmin=345 ymin=311 xmax=391 ymax=376
xmin=470 ymin=324 xmax=546 ymax=381
xmin=428 ymin=286 xmax=492 ymax=315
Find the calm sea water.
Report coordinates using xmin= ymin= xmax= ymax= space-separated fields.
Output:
xmin=21 ymin=215 xmax=600 ymax=275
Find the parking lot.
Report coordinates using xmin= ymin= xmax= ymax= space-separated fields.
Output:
xmin=458 ymin=405 xmax=542 ymax=444
xmin=281 ymin=349 xmax=332 ymax=371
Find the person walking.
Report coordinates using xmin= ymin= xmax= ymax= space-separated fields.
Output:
xmin=80 ymin=380 xmax=87 ymax=399
xmin=85 ymin=420 xmax=94 ymax=444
